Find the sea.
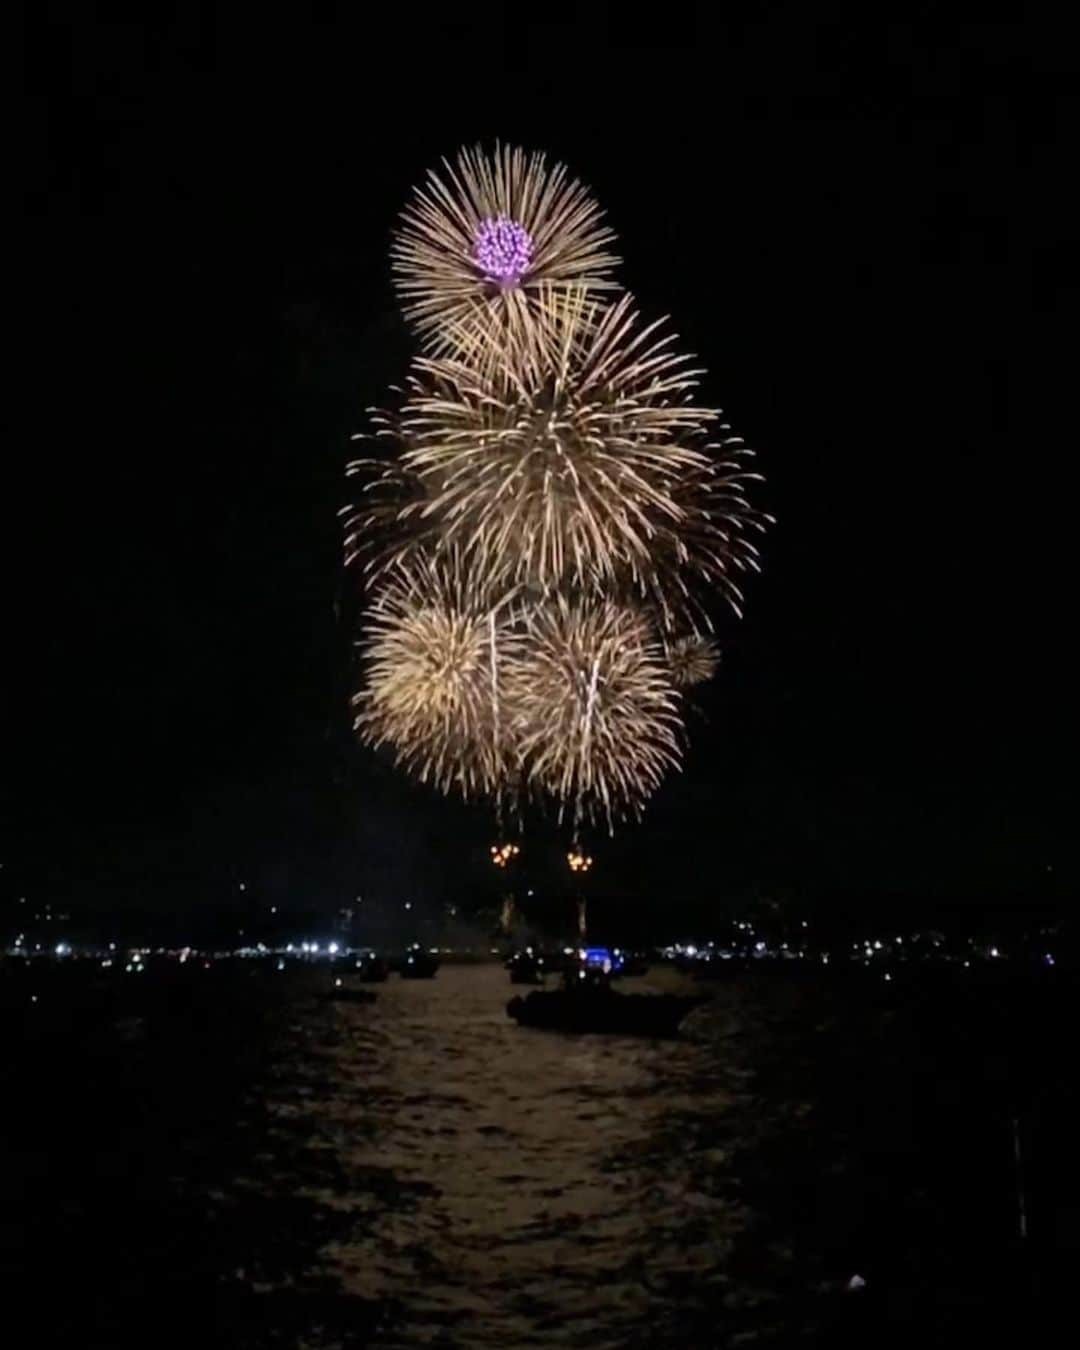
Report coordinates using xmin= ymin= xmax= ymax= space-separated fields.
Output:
xmin=3 ymin=959 xmax=1074 ymax=1347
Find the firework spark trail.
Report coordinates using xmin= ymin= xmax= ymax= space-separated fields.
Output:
xmin=489 ymin=609 xmax=500 ymax=770
xmin=573 ymin=655 xmax=602 ymax=840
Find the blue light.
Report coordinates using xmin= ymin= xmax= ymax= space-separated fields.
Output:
xmin=582 ymin=947 xmax=624 ymax=972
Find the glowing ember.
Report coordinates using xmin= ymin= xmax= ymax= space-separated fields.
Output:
xmin=472 ymin=215 xmax=533 ymax=285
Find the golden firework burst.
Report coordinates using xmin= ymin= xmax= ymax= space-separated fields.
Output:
xmin=352 ymin=555 xmax=522 ymax=802
xmin=345 ymin=288 xmax=766 ymax=626
xmin=507 ymin=597 xmax=684 ymax=830
xmin=391 ymin=144 xmax=619 ymax=351
xmin=346 ymin=147 xmax=771 ymax=831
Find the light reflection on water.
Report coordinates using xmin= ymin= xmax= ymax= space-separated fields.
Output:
xmin=10 ymin=957 xmax=1055 ymax=1345
xmin=258 ymin=966 xmax=742 ymax=1347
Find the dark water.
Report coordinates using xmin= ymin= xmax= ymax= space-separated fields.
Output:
xmin=4 ymin=962 xmax=1075 ymax=1346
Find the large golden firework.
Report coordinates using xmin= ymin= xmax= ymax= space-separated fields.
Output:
xmin=391 ymin=144 xmax=619 ymax=351
xmin=352 ymin=555 xmax=522 ymax=802
xmin=346 ymin=288 xmax=766 ymax=627
xmin=347 ymin=149 xmax=769 ymax=829
xmin=507 ymin=597 xmax=684 ymax=830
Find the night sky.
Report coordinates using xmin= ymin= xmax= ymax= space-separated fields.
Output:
xmin=10 ymin=15 xmax=1069 ymax=926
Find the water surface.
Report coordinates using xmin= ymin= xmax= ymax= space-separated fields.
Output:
xmin=5 ymin=960 xmax=1070 ymax=1346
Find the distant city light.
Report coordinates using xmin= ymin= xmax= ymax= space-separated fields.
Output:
xmin=12 ymin=920 xmax=1059 ymax=980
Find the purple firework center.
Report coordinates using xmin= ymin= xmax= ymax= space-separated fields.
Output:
xmin=472 ymin=215 xmax=534 ymax=287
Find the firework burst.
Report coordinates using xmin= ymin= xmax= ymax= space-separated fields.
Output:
xmin=391 ymin=144 xmax=619 ymax=350
xmin=507 ymin=598 xmax=684 ymax=829
xmin=346 ymin=288 xmax=767 ymax=626
xmin=346 ymin=147 xmax=770 ymax=831
xmin=353 ymin=555 xmax=522 ymax=802
xmin=666 ymin=634 xmax=722 ymax=687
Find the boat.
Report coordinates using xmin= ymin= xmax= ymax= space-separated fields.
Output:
xmin=506 ymin=984 xmax=708 ymax=1037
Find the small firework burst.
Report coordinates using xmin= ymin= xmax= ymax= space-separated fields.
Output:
xmin=349 ymin=288 xmax=767 ymax=625
xmin=391 ymin=144 xmax=619 ymax=349
xmin=666 ymin=634 xmax=722 ymax=687
xmin=507 ymin=598 xmax=684 ymax=829
xmin=353 ymin=555 xmax=522 ymax=802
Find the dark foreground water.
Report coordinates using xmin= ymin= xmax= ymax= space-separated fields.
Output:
xmin=4 ymin=961 xmax=1076 ymax=1346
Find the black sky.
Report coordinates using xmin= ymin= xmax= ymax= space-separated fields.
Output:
xmin=9 ymin=12 xmax=1070 ymax=922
